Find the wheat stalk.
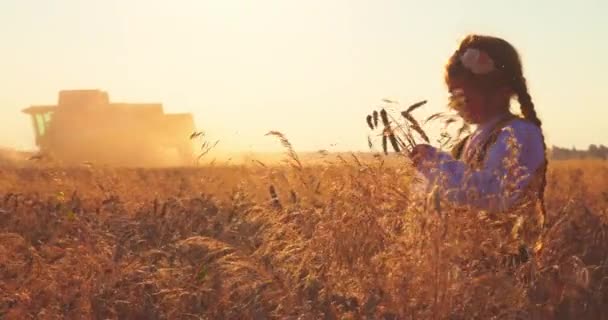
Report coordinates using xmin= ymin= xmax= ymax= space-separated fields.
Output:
xmin=265 ymin=131 xmax=303 ymax=171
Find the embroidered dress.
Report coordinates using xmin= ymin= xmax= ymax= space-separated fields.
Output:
xmin=414 ymin=112 xmax=545 ymax=213
xmin=413 ymin=112 xmax=547 ymax=256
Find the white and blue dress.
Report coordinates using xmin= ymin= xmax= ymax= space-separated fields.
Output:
xmin=413 ymin=112 xmax=546 ymax=213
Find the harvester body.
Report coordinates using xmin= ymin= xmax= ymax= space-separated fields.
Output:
xmin=22 ymin=90 xmax=196 ymax=166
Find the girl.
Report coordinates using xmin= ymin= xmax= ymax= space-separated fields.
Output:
xmin=410 ymin=34 xmax=547 ymax=254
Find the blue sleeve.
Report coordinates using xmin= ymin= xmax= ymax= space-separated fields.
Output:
xmin=415 ymin=121 xmax=545 ymax=211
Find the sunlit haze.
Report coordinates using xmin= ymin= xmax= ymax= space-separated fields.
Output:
xmin=1 ymin=0 xmax=607 ymax=155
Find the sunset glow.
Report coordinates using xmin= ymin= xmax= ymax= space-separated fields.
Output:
xmin=1 ymin=0 xmax=606 ymax=154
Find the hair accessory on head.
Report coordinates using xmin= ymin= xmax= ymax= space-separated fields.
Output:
xmin=459 ymin=48 xmax=495 ymax=75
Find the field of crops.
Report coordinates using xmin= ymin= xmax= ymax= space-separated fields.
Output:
xmin=1 ymin=157 xmax=607 ymax=319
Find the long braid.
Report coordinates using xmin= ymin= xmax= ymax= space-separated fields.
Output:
xmin=514 ymin=75 xmax=548 ymax=229
xmin=515 ymin=77 xmax=541 ymax=127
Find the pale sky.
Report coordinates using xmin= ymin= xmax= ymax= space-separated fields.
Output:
xmin=1 ymin=0 xmax=607 ymax=153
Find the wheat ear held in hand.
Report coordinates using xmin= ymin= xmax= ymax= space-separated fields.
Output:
xmin=379 ymin=109 xmax=401 ymax=154
xmin=365 ymin=99 xmax=431 ymax=155
xmin=401 ymin=100 xmax=430 ymax=144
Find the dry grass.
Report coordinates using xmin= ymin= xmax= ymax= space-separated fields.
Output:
xmin=1 ymin=156 xmax=607 ymax=319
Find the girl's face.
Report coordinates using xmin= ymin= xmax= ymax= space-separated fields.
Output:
xmin=447 ymin=77 xmax=512 ymax=124
xmin=447 ymin=77 xmax=489 ymax=124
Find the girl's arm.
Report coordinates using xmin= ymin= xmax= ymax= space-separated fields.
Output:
xmin=414 ymin=121 xmax=545 ymax=211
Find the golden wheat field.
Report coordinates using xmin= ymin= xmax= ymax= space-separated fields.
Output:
xmin=1 ymin=156 xmax=607 ymax=319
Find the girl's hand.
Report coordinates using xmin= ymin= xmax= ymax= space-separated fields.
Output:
xmin=409 ymin=144 xmax=435 ymax=167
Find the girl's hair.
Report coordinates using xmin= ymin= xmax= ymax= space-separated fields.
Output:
xmin=446 ymin=34 xmax=547 ymax=217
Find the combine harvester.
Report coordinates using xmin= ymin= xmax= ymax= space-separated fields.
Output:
xmin=22 ymin=90 xmax=197 ymax=167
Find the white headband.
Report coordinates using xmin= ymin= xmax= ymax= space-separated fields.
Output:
xmin=459 ymin=48 xmax=495 ymax=75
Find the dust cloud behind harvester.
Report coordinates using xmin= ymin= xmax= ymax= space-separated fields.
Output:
xmin=21 ymin=90 xmax=198 ymax=167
